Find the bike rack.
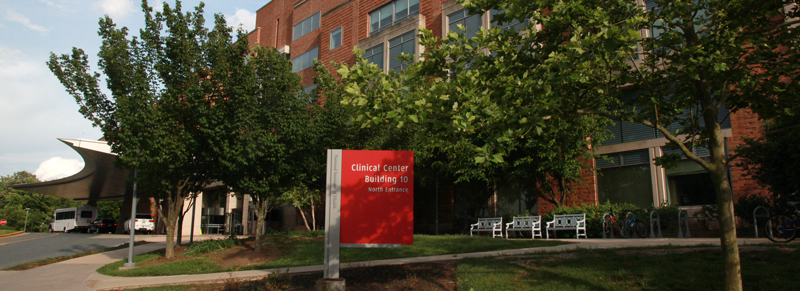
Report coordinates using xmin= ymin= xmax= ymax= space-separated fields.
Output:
xmin=649 ymin=210 xmax=663 ymax=238
xmin=677 ymin=209 xmax=692 ymax=238
xmin=602 ymin=213 xmax=612 ymax=239
xmin=753 ymin=206 xmax=769 ymax=238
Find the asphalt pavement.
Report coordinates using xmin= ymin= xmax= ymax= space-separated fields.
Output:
xmin=0 ymin=233 xmax=772 ymax=291
xmin=0 ymin=233 xmax=133 ymax=269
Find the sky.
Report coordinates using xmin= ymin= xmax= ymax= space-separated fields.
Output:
xmin=0 ymin=0 xmax=267 ymax=181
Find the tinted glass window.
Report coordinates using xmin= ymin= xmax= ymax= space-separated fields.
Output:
xmin=330 ymin=27 xmax=342 ymax=50
xmin=370 ymin=0 xmax=420 ymax=35
xmin=363 ymin=44 xmax=384 ymax=71
xmin=292 ymin=47 xmax=319 ymax=73
xmin=81 ymin=211 xmax=93 ymax=218
xmin=389 ymin=31 xmax=415 ymax=72
xmin=491 ymin=9 xmax=529 ymax=32
xmin=293 ymin=12 xmax=321 ymax=41
xmin=449 ymin=9 xmax=483 ymax=39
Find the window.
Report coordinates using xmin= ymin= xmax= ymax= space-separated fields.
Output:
xmin=80 ymin=211 xmax=93 ymax=218
xmin=491 ymin=9 xmax=529 ymax=32
xmin=449 ymin=9 xmax=483 ymax=38
xmin=596 ymin=150 xmax=654 ymax=208
xmin=330 ymin=27 xmax=342 ymax=50
xmin=56 ymin=211 xmax=75 ymax=220
xmin=292 ymin=47 xmax=319 ymax=73
xmin=389 ymin=31 xmax=416 ymax=72
xmin=370 ymin=0 xmax=420 ymax=35
xmin=665 ymin=160 xmax=715 ymax=206
xmin=293 ymin=12 xmax=320 ymax=41
xmin=363 ymin=44 xmax=384 ymax=71
xmin=603 ymin=96 xmax=731 ymax=146
xmin=304 ymin=84 xmax=317 ymax=94
xmin=646 ymin=0 xmax=708 ymax=40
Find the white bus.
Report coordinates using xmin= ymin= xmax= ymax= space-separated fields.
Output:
xmin=50 ymin=205 xmax=98 ymax=233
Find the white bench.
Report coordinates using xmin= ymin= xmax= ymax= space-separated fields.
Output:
xmin=470 ymin=217 xmax=503 ymax=238
xmin=546 ymin=214 xmax=587 ymax=239
xmin=505 ymin=216 xmax=542 ymax=239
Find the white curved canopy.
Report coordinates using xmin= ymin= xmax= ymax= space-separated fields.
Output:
xmin=12 ymin=138 xmax=131 ymax=201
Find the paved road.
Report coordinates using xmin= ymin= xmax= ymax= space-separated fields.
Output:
xmin=0 ymin=232 xmax=133 ymax=269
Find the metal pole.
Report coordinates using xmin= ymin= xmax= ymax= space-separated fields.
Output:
xmin=190 ymin=195 xmax=196 ymax=244
xmin=124 ymin=169 xmax=138 ymax=268
xmin=24 ymin=208 xmax=30 ymax=233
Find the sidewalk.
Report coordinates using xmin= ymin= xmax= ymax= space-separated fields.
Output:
xmin=0 ymin=237 xmax=771 ymax=290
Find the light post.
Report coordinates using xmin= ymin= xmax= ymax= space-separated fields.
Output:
xmin=24 ymin=208 xmax=31 ymax=233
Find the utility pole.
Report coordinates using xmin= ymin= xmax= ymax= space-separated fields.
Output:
xmin=24 ymin=208 xmax=31 ymax=233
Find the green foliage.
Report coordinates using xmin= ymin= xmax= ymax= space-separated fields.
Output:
xmin=0 ymin=171 xmax=78 ymax=232
xmin=96 ymin=200 xmax=123 ymax=220
xmin=47 ymin=0 xmax=246 ymax=257
xmin=737 ymin=120 xmax=800 ymax=199
xmin=182 ymin=238 xmax=240 ymax=256
xmin=336 ymin=0 xmax=799 ymax=287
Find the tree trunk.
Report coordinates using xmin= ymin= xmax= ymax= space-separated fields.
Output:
xmin=298 ymin=206 xmax=311 ymax=231
xmin=711 ymin=165 xmax=742 ymax=291
xmin=176 ymin=206 xmax=184 ymax=246
xmin=253 ymin=198 xmax=270 ymax=252
xmin=157 ymin=188 xmax=186 ymax=259
xmin=310 ymin=195 xmax=316 ymax=231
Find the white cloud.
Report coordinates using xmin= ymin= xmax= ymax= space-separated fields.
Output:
xmin=94 ymin=0 xmax=136 ymax=20
xmin=5 ymin=11 xmax=49 ymax=33
xmin=0 ymin=45 xmax=102 ymax=176
xmin=150 ymin=0 xmax=164 ymax=12
xmin=34 ymin=157 xmax=85 ymax=181
xmin=225 ymin=8 xmax=256 ymax=32
xmin=0 ymin=47 xmax=38 ymax=77
xmin=39 ymin=0 xmax=70 ymax=10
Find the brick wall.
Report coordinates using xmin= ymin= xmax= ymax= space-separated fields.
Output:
xmin=727 ymin=109 xmax=770 ymax=200
xmin=253 ymin=0 xmax=449 ymax=87
xmin=536 ymin=158 xmax=598 ymax=214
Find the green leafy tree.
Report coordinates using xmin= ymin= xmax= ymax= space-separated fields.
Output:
xmin=0 ymin=172 xmax=78 ymax=232
xmin=737 ymin=117 xmax=800 ymax=202
xmin=204 ymin=40 xmax=308 ymax=251
xmin=337 ymin=0 xmax=799 ymax=289
xmin=47 ymin=1 xmax=230 ymax=258
xmin=96 ymin=200 xmax=123 ymax=221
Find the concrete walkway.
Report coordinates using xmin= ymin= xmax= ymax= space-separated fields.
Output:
xmin=0 ymin=237 xmax=771 ymax=290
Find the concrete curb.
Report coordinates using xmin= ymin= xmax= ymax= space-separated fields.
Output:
xmin=0 ymin=231 xmax=24 ymax=238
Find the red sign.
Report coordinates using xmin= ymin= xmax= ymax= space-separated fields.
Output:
xmin=0 ymin=219 xmax=6 ymax=226
xmin=340 ymin=150 xmax=414 ymax=245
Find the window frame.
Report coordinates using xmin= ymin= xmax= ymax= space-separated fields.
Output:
xmin=293 ymin=12 xmax=321 ymax=41
xmin=291 ymin=47 xmax=319 ymax=73
xmin=388 ymin=30 xmax=416 ymax=72
xmin=369 ymin=0 xmax=420 ymax=35
xmin=362 ymin=44 xmax=385 ymax=71
xmin=330 ymin=27 xmax=343 ymax=50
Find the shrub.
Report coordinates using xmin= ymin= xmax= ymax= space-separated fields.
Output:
xmin=183 ymin=238 xmax=240 ymax=256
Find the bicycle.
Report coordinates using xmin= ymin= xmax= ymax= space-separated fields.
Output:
xmin=604 ymin=208 xmax=648 ymax=238
xmin=764 ymin=201 xmax=800 ymax=243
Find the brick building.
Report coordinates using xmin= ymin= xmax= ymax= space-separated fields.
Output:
xmin=247 ymin=0 xmax=768 ymax=231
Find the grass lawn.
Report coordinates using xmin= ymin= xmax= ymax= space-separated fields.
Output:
xmin=123 ymin=244 xmax=800 ymax=290
xmin=98 ymin=233 xmax=565 ymax=277
xmin=457 ymin=244 xmax=800 ymax=290
xmin=0 ymin=229 xmax=18 ymax=235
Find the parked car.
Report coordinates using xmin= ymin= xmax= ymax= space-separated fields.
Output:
xmin=88 ymin=218 xmax=117 ymax=234
xmin=124 ymin=213 xmax=155 ymax=234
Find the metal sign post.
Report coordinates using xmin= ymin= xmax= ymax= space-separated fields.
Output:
xmin=323 ymin=149 xmax=342 ymax=279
